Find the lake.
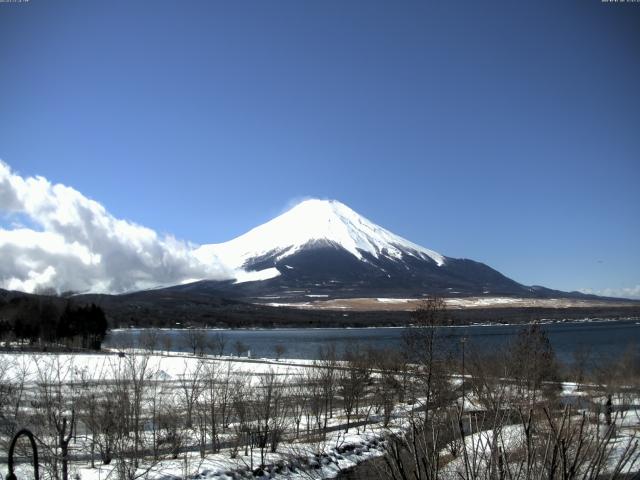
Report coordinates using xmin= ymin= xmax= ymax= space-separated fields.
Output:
xmin=104 ymin=318 xmax=640 ymax=366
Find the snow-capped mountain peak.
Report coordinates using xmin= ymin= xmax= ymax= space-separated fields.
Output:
xmin=195 ymin=199 xmax=445 ymax=280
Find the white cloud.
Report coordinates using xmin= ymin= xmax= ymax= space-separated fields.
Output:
xmin=0 ymin=161 xmax=233 ymax=294
xmin=579 ymin=285 xmax=640 ymax=300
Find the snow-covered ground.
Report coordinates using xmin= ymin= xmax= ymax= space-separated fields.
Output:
xmin=0 ymin=350 xmax=312 ymax=382
xmin=1 ymin=350 xmax=638 ymax=480
xmin=10 ymin=425 xmax=393 ymax=480
xmin=0 ymin=351 xmax=401 ymax=480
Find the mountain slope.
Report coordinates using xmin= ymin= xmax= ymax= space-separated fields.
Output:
xmin=195 ymin=199 xmax=444 ymax=275
xmin=185 ymin=199 xmax=583 ymax=301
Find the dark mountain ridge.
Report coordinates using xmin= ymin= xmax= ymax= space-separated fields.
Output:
xmin=178 ymin=241 xmax=607 ymax=303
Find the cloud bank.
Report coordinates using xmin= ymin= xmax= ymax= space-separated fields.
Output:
xmin=580 ymin=285 xmax=640 ymax=300
xmin=0 ymin=161 xmax=233 ymax=294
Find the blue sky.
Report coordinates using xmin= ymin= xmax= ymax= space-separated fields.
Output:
xmin=1 ymin=0 xmax=639 ymax=296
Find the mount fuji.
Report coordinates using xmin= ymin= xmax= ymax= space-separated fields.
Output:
xmin=177 ymin=199 xmax=577 ymax=301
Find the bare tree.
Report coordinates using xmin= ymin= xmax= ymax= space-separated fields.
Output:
xmin=209 ymin=332 xmax=227 ymax=356
xmin=374 ymin=350 xmax=404 ymax=428
xmin=274 ymin=343 xmax=287 ymax=360
xmin=77 ymin=370 xmax=109 ymax=468
xmin=162 ymin=334 xmax=173 ymax=354
xmin=288 ymin=376 xmax=310 ymax=439
xmin=185 ymin=329 xmax=206 ymax=356
xmin=201 ymin=360 xmax=220 ymax=454
xmin=234 ymin=340 xmax=248 ymax=357
xmin=254 ymin=368 xmax=290 ymax=466
xmin=92 ymin=390 xmax=119 ymax=465
xmin=382 ymin=296 xmax=455 ymax=480
xmin=316 ymin=343 xmax=339 ymax=436
xmin=156 ymin=395 xmax=186 ymax=459
xmin=305 ymin=367 xmax=325 ymax=435
xmin=177 ymin=358 xmax=204 ymax=429
xmin=339 ymin=347 xmax=371 ymax=433
xmin=34 ymin=356 xmax=77 ymax=480
xmin=138 ymin=329 xmax=158 ymax=353
xmin=110 ymin=350 xmax=158 ymax=479
xmin=231 ymin=378 xmax=251 ymax=460
xmin=0 ymin=356 xmax=28 ymax=452
xmin=220 ymin=361 xmax=241 ymax=431
xmin=509 ymin=323 xmax=561 ymax=408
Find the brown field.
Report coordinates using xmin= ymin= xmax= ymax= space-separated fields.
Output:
xmin=263 ymin=296 xmax=640 ymax=312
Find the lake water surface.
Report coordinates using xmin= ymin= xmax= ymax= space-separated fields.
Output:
xmin=104 ymin=319 xmax=640 ymax=365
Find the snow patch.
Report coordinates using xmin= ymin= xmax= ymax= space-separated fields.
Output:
xmin=377 ymin=298 xmax=411 ymax=303
xmin=233 ymin=267 xmax=281 ymax=284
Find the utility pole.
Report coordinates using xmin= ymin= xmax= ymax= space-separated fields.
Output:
xmin=461 ymin=336 xmax=467 ymax=415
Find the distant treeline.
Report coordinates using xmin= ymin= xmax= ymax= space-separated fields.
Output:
xmin=0 ymin=296 xmax=107 ymax=350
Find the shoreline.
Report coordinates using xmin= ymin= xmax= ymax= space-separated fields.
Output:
xmin=109 ymin=316 xmax=640 ymax=333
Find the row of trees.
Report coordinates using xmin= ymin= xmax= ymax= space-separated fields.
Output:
xmin=0 ymin=297 xmax=108 ymax=350
xmin=129 ymin=328 xmax=289 ymax=359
